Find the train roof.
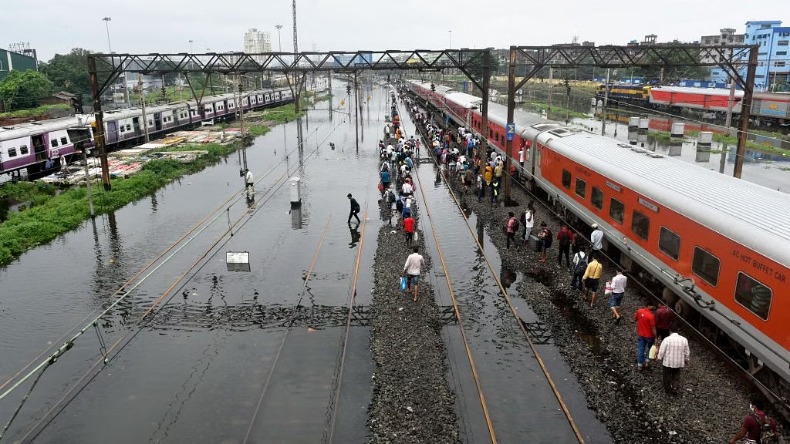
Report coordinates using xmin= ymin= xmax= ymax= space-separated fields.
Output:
xmin=444 ymin=91 xmax=482 ymax=109
xmin=0 ymin=116 xmax=86 ymax=140
xmin=543 ymin=130 xmax=790 ymax=266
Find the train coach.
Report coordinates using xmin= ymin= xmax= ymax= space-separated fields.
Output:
xmin=408 ymin=79 xmax=790 ymax=404
xmin=0 ymin=87 xmax=294 ymax=178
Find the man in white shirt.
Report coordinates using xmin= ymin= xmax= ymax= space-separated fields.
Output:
xmin=402 ymin=246 xmax=425 ymax=302
xmin=401 ymin=181 xmax=413 ymax=196
xmin=657 ymin=326 xmax=690 ymax=395
xmin=590 ymin=223 xmax=604 ymax=253
xmin=610 ymin=270 xmax=627 ymax=322
xmin=522 ymin=204 xmax=535 ymax=246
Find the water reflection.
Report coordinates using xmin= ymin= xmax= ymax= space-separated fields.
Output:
xmin=290 ymin=206 xmax=303 ymax=230
xmin=348 ymin=223 xmax=361 ymax=248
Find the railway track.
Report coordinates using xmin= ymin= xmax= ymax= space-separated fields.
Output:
xmin=387 ymin=97 xmax=587 ymax=442
xmin=0 ymin=115 xmax=348 ymax=442
xmin=405 ymin=91 xmax=790 ymax=428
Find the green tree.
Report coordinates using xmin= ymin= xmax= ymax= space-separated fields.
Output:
xmin=0 ymin=70 xmax=54 ymax=111
xmin=41 ymin=48 xmax=92 ymax=97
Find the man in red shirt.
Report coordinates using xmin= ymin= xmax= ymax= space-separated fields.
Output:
xmin=654 ymin=303 xmax=674 ymax=340
xmin=403 ymin=213 xmax=415 ymax=247
xmin=634 ymin=303 xmax=657 ymax=370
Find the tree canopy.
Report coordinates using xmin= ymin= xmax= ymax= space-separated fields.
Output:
xmin=0 ymin=70 xmax=53 ymax=111
xmin=41 ymin=48 xmax=92 ymax=97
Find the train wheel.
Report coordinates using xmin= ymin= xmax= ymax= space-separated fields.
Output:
xmin=662 ymin=287 xmax=678 ymax=306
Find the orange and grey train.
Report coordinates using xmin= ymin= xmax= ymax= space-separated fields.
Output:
xmin=408 ymin=79 xmax=790 ymax=402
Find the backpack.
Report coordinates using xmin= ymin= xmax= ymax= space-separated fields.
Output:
xmin=574 ymin=254 xmax=588 ymax=274
xmin=510 ymin=217 xmax=519 ymax=232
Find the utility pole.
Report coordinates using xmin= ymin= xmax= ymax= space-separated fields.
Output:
xmin=721 ymin=75 xmax=737 ymax=174
xmin=354 ymin=71 xmax=360 ymax=151
xmin=239 ymin=82 xmax=248 ymax=173
xmin=88 ymin=55 xmax=112 ymax=191
xmin=601 ymin=68 xmax=610 ymax=136
xmin=138 ymin=76 xmax=150 ymax=142
xmin=564 ymin=78 xmax=571 ymax=124
xmin=547 ymin=67 xmax=553 ymax=113
xmin=734 ymin=47 xmax=758 ymax=179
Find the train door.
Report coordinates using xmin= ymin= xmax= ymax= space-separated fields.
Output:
xmin=132 ymin=117 xmax=141 ymax=135
xmin=106 ymin=121 xmax=119 ymax=143
xmin=31 ymin=134 xmax=47 ymax=162
xmin=172 ymin=110 xmax=179 ymax=126
xmin=154 ymin=113 xmax=162 ymax=131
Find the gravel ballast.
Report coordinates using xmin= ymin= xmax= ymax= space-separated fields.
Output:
xmin=367 ymin=206 xmax=460 ymax=443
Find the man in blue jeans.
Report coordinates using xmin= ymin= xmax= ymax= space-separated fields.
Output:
xmin=634 ymin=303 xmax=656 ymax=370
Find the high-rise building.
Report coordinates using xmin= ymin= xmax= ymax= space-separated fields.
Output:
xmin=244 ymin=28 xmax=272 ymax=54
xmin=741 ymin=21 xmax=790 ymax=91
xmin=700 ymin=28 xmax=746 ymax=85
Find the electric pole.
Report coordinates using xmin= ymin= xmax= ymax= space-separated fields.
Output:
xmin=138 ymin=76 xmax=150 ymax=142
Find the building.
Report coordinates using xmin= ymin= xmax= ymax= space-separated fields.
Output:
xmin=700 ymin=28 xmax=746 ymax=85
xmin=742 ymin=21 xmax=790 ymax=91
xmin=244 ymin=28 xmax=272 ymax=54
xmin=0 ymin=47 xmax=38 ymax=81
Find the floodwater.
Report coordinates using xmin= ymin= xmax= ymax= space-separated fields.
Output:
xmin=0 ymin=83 xmax=386 ymax=443
xmin=0 ymin=82 xmax=610 ymax=443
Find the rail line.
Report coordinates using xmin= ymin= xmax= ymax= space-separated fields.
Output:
xmin=3 ymin=114 xmax=346 ymax=442
xmin=407 ymin=91 xmax=790 ymax=420
xmin=393 ymin=99 xmax=585 ymax=442
xmin=242 ymin=214 xmax=335 ymax=443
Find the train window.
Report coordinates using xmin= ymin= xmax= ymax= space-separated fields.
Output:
xmin=631 ymin=210 xmax=650 ymax=240
xmin=126 ymin=124 xmax=131 ymax=131
xmin=734 ymin=273 xmax=772 ymax=320
xmin=561 ymin=170 xmax=571 ymax=189
xmin=659 ymin=227 xmax=681 ymax=260
xmin=609 ymin=198 xmax=624 ymax=224
xmin=591 ymin=187 xmax=603 ymax=209
xmin=51 ymin=139 xmax=59 ymax=147
xmin=120 ymin=126 xmax=125 ymax=133
xmin=692 ymin=247 xmax=720 ymax=287
xmin=19 ymin=145 xmax=29 ymax=155
xmin=575 ymin=178 xmax=586 ymax=198
xmin=60 ymin=137 xmax=68 ymax=145
xmin=8 ymin=148 xmax=17 ymax=158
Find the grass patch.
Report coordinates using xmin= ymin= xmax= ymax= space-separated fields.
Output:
xmin=0 ymin=139 xmax=247 ymax=266
xmin=0 ymin=101 xmax=298 ymax=266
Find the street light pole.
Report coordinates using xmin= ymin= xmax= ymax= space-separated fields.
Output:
xmin=448 ymin=29 xmax=452 ymax=49
xmin=275 ymin=24 xmax=283 ymax=52
xmin=102 ymin=17 xmax=112 ymax=53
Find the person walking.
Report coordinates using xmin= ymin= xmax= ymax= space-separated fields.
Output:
xmin=582 ymin=253 xmax=603 ymax=306
xmin=403 ymin=212 xmax=415 ymax=247
xmin=505 ymin=211 xmax=518 ymax=249
xmin=728 ymin=401 xmax=776 ymax=444
xmin=556 ymin=225 xmax=572 ymax=268
xmin=522 ymin=203 xmax=535 ymax=246
xmin=571 ymin=249 xmax=587 ymax=291
xmin=655 ymin=303 xmax=674 ymax=340
xmin=635 ymin=303 xmax=657 ymax=371
xmin=380 ymin=168 xmax=391 ymax=197
xmin=347 ymin=193 xmax=361 ymax=224
xmin=537 ymin=222 xmax=552 ymax=262
xmin=402 ymin=246 xmax=425 ymax=302
xmin=590 ymin=223 xmax=604 ymax=255
xmin=657 ymin=325 xmax=689 ymax=394
xmin=610 ymin=270 xmax=627 ymax=323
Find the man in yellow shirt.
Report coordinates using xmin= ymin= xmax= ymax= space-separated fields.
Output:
xmin=582 ymin=253 xmax=603 ymax=307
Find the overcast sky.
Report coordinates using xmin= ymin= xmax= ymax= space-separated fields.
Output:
xmin=2 ymin=0 xmax=787 ymax=61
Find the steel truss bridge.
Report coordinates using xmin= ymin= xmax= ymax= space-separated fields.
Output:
xmin=88 ymin=45 xmax=757 ymax=199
